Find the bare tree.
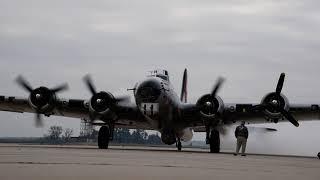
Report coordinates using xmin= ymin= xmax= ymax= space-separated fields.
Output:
xmin=48 ymin=126 xmax=63 ymax=140
xmin=62 ymin=128 xmax=73 ymax=142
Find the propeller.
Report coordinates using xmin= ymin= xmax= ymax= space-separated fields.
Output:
xmin=276 ymin=73 xmax=285 ymax=96
xmin=200 ymin=77 xmax=225 ymax=115
xmin=51 ymin=83 xmax=69 ymax=93
xmin=83 ymin=75 xmax=97 ymax=95
xmin=254 ymin=73 xmax=299 ymax=127
xmin=83 ymin=75 xmax=129 ymax=120
xmin=217 ymin=125 xmax=278 ymax=136
xmin=16 ymin=76 xmax=33 ymax=92
xmin=16 ymin=75 xmax=68 ymax=127
xmin=211 ymin=77 xmax=224 ymax=98
xmin=198 ymin=77 xmax=225 ymax=144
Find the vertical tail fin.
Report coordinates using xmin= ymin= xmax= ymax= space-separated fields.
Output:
xmin=180 ymin=68 xmax=188 ymax=103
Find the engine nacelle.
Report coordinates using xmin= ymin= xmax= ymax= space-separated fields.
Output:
xmin=196 ymin=94 xmax=224 ymax=119
xmin=261 ymin=92 xmax=290 ymax=120
xmin=28 ymin=86 xmax=57 ymax=113
xmin=89 ymin=91 xmax=115 ymax=115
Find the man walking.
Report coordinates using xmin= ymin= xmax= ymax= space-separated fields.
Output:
xmin=234 ymin=121 xmax=249 ymax=156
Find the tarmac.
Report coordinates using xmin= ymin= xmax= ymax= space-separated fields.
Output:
xmin=0 ymin=144 xmax=319 ymax=180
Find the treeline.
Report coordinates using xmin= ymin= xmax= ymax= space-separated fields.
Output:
xmin=42 ymin=126 xmax=74 ymax=144
xmin=44 ymin=126 xmax=162 ymax=145
xmin=113 ymin=128 xmax=162 ymax=144
xmin=0 ymin=126 xmax=163 ymax=145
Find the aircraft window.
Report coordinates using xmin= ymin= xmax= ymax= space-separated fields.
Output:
xmin=156 ymin=75 xmax=168 ymax=81
xmin=137 ymin=86 xmax=161 ymax=101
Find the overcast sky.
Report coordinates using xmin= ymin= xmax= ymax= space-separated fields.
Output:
xmin=1 ymin=0 xmax=320 ymax=155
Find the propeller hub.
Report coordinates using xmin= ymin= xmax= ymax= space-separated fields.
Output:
xmin=196 ymin=94 xmax=221 ymax=116
xmin=35 ymin=94 xmax=42 ymax=99
xmin=271 ymin=99 xmax=279 ymax=106
xmin=96 ymin=99 xmax=103 ymax=104
xmin=83 ymin=75 xmax=128 ymax=118
xmin=30 ymin=87 xmax=54 ymax=108
xmin=196 ymin=76 xmax=225 ymax=117
xmin=90 ymin=91 xmax=114 ymax=113
xmin=205 ymin=101 xmax=212 ymax=107
xmin=262 ymin=92 xmax=286 ymax=113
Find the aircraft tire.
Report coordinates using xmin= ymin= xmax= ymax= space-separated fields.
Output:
xmin=209 ymin=129 xmax=220 ymax=153
xmin=177 ymin=141 xmax=182 ymax=151
xmin=98 ymin=126 xmax=110 ymax=149
xmin=317 ymin=152 xmax=320 ymax=159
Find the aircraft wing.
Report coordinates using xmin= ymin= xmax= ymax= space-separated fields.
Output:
xmin=181 ymin=103 xmax=320 ymax=130
xmin=0 ymin=95 xmax=151 ymax=129
xmin=222 ymin=103 xmax=320 ymax=124
xmin=182 ymin=72 xmax=320 ymax=130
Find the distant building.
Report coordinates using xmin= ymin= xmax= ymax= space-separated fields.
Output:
xmin=80 ymin=118 xmax=95 ymax=141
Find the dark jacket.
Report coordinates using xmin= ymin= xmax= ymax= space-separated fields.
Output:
xmin=235 ymin=125 xmax=249 ymax=139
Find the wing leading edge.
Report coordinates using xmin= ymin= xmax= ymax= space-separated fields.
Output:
xmin=0 ymin=95 xmax=151 ymax=129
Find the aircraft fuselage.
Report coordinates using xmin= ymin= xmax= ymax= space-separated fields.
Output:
xmin=134 ymin=76 xmax=193 ymax=145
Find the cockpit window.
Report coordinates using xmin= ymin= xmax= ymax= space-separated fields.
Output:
xmin=136 ymin=81 xmax=161 ymax=102
xmin=148 ymin=69 xmax=170 ymax=81
xmin=156 ymin=75 xmax=168 ymax=81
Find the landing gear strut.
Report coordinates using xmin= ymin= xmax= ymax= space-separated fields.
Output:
xmin=98 ymin=126 xmax=110 ymax=149
xmin=176 ymin=138 xmax=182 ymax=152
xmin=209 ymin=129 xmax=220 ymax=153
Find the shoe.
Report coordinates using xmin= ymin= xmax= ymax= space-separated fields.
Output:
xmin=241 ymin=154 xmax=246 ymax=156
xmin=233 ymin=153 xmax=237 ymax=156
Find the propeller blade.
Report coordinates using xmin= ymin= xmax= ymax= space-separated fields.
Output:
xmin=16 ymin=75 xmax=33 ymax=92
xmin=211 ymin=77 xmax=224 ymax=97
xmin=51 ymin=83 xmax=69 ymax=93
xmin=115 ymin=96 xmax=130 ymax=103
xmin=252 ymin=104 xmax=267 ymax=111
xmin=180 ymin=68 xmax=188 ymax=103
xmin=35 ymin=113 xmax=43 ymax=127
xmin=247 ymin=126 xmax=278 ymax=133
xmin=276 ymin=73 xmax=285 ymax=95
xmin=265 ymin=128 xmax=278 ymax=132
xmin=83 ymin=75 xmax=97 ymax=95
xmin=279 ymin=108 xmax=299 ymax=127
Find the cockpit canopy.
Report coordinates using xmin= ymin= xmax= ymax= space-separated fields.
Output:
xmin=149 ymin=69 xmax=170 ymax=81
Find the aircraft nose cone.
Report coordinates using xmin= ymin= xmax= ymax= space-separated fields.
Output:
xmin=136 ymin=79 xmax=161 ymax=102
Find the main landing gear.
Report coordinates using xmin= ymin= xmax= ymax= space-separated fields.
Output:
xmin=98 ymin=126 xmax=110 ymax=149
xmin=176 ymin=138 xmax=182 ymax=152
xmin=206 ymin=128 xmax=220 ymax=153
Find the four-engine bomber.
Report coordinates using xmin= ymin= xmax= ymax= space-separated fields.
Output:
xmin=1 ymin=69 xmax=320 ymax=152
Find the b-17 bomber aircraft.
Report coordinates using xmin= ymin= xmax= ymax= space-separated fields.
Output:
xmin=0 ymin=69 xmax=320 ymax=152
